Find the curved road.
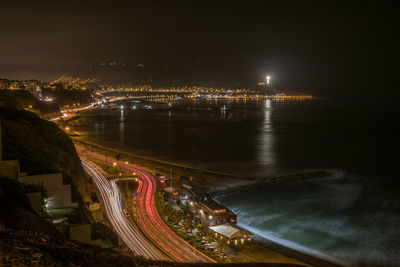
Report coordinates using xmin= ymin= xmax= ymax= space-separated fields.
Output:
xmin=79 ymin=151 xmax=214 ymax=263
xmin=81 ymin=159 xmax=165 ymax=260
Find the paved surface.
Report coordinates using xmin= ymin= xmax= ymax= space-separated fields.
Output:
xmin=80 ymin=151 xmax=214 ymax=262
xmin=81 ymin=159 xmax=165 ymax=260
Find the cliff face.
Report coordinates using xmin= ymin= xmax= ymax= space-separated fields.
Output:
xmin=0 ymin=177 xmax=63 ymax=239
xmin=0 ymin=105 xmax=92 ymax=222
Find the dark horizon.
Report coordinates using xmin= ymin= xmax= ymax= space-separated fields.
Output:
xmin=1 ymin=1 xmax=399 ymax=101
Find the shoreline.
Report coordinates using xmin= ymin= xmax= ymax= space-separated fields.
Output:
xmin=72 ymin=138 xmax=341 ymax=266
xmin=71 ymin=137 xmax=248 ymax=180
xmin=210 ymin=169 xmax=335 ymax=197
xmin=250 ymin=230 xmax=342 ymax=267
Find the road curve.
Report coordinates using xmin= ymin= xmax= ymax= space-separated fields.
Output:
xmin=81 ymin=159 xmax=166 ymax=260
xmin=78 ymin=150 xmax=214 ymax=263
xmin=130 ymin=166 xmax=214 ymax=262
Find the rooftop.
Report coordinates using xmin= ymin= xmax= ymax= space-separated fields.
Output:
xmin=200 ymin=198 xmax=226 ymax=211
xmin=209 ymin=223 xmax=251 ymax=240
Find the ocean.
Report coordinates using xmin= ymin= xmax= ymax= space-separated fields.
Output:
xmin=74 ymin=99 xmax=400 ymax=265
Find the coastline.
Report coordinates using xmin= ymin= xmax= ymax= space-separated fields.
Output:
xmin=71 ymin=137 xmax=255 ymax=190
xmin=210 ymin=169 xmax=334 ymax=197
xmin=72 ymin=137 xmax=342 ymax=266
xmin=250 ymin=230 xmax=343 ymax=267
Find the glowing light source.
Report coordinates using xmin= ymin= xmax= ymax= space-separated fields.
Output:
xmin=266 ymin=75 xmax=271 ymax=85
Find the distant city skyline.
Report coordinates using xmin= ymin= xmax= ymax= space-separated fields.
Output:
xmin=0 ymin=1 xmax=398 ymax=101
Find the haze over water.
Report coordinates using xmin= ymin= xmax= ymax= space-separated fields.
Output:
xmin=75 ymin=99 xmax=400 ymax=265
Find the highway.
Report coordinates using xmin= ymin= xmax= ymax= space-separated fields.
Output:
xmin=81 ymin=159 xmax=166 ymax=260
xmin=79 ymin=150 xmax=214 ymax=263
xmin=129 ymin=167 xmax=213 ymax=262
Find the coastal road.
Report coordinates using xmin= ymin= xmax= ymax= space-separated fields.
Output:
xmin=81 ymin=159 xmax=166 ymax=260
xmin=78 ymin=150 xmax=214 ymax=263
xmin=129 ymin=167 xmax=214 ymax=262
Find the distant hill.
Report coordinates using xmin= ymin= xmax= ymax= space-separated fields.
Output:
xmin=0 ymin=90 xmax=60 ymax=117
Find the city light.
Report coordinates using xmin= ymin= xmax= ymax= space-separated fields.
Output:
xmin=266 ymin=75 xmax=271 ymax=85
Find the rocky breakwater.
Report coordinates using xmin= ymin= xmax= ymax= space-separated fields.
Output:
xmin=211 ymin=169 xmax=334 ymax=197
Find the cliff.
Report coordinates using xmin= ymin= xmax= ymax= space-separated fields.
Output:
xmin=0 ymin=104 xmax=92 ymax=223
xmin=0 ymin=177 xmax=63 ymax=239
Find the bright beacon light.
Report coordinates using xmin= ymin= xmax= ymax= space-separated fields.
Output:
xmin=266 ymin=75 xmax=271 ymax=85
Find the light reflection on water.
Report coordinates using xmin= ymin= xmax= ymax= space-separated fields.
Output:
xmin=76 ymin=99 xmax=399 ymax=265
xmin=257 ymin=99 xmax=274 ymax=167
xmin=119 ymin=109 xmax=124 ymax=143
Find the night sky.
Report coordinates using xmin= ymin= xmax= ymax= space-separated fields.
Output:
xmin=0 ymin=1 xmax=398 ymax=100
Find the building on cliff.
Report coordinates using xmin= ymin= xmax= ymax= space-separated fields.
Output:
xmin=0 ymin=122 xmax=76 ymax=209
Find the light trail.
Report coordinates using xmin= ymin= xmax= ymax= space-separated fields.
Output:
xmin=81 ymin=159 xmax=166 ymax=260
xmin=50 ymin=103 xmax=94 ymax=122
xmin=78 ymin=150 xmax=215 ymax=263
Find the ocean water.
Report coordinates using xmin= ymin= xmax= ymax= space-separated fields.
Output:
xmin=74 ymin=99 xmax=400 ymax=265
xmin=216 ymin=175 xmax=400 ymax=265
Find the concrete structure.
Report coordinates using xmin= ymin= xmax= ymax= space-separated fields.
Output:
xmin=69 ymin=224 xmax=102 ymax=247
xmin=69 ymin=223 xmax=118 ymax=248
xmin=0 ymin=160 xmax=20 ymax=179
xmin=198 ymin=198 xmax=237 ymax=225
xmin=199 ymin=198 xmax=226 ymax=214
xmin=0 ymin=125 xmax=21 ymax=179
xmin=209 ymin=223 xmax=251 ymax=243
xmin=1 ymin=122 xmax=76 ymax=210
xmin=19 ymin=173 xmax=77 ymax=209
xmin=26 ymin=192 xmax=42 ymax=215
